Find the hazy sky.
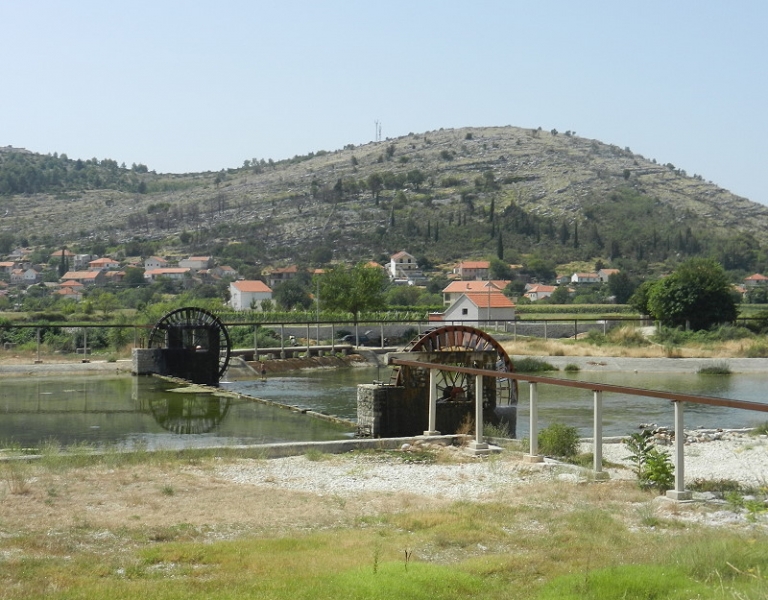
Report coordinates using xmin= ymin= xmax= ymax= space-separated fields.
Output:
xmin=2 ymin=1 xmax=767 ymax=204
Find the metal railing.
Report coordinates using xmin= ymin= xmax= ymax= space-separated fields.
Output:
xmin=389 ymin=357 xmax=768 ymax=501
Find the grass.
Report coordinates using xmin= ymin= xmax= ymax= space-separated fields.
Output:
xmin=697 ymin=361 xmax=732 ymax=374
xmin=514 ymin=357 xmax=558 ymax=372
xmin=0 ymin=450 xmax=767 ymax=599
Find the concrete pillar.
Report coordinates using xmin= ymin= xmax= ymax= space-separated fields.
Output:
xmin=423 ymin=369 xmax=440 ymax=436
xmin=666 ymin=401 xmax=692 ymax=500
xmin=524 ymin=382 xmax=543 ymax=462
xmin=468 ymin=373 xmax=490 ymax=455
xmin=593 ymin=391 xmax=609 ymax=479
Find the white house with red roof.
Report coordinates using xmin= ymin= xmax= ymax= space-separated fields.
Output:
xmin=88 ymin=257 xmax=120 ymax=270
xmin=438 ymin=290 xmax=516 ymax=325
xmin=389 ymin=250 xmax=427 ymax=285
xmin=144 ymin=256 xmax=169 ymax=271
xmin=229 ymin=280 xmax=273 ymax=311
xmin=571 ymin=272 xmax=600 ymax=284
xmin=523 ymin=284 xmax=558 ymax=301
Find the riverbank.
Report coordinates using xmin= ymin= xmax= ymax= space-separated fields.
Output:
xmin=514 ymin=355 xmax=768 ymax=373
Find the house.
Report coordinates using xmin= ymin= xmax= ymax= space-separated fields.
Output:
xmin=104 ymin=271 xmax=125 ymax=283
xmin=555 ymin=274 xmax=571 ymax=285
xmin=389 ymin=251 xmax=426 ymax=284
xmin=144 ymin=256 xmax=169 ymax=271
xmin=571 ymin=272 xmax=600 ymax=284
xmin=442 ymin=280 xmax=510 ymax=306
xmin=744 ymin=273 xmax=768 ymax=287
xmin=88 ymin=257 xmax=120 ymax=270
xmin=436 ymin=292 xmax=516 ymax=325
xmin=55 ymin=286 xmax=83 ymax=302
xmin=523 ymin=284 xmax=558 ymax=302
xmin=212 ymin=265 xmax=238 ymax=280
xmin=10 ymin=268 xmax=40 ymax=285
xmin=143 ymin=268 xmax=190 ymax=282
xmin=60 ymin=270 xmax=106 ymax=286
xmin=265 ymin=265 xmax=299 ymax=288
xmin=0 ymin=261 xmax=16 ymax=274
xmin=72 ymin=254 xmax=94 ymax=270
xmin=178 ymin=256 xmax=212 ymax=272
xmin=453 ymin=260 xmax=490 ymax=281
xmin=229 ymin=280 xmax=273 ymax=311
xmin=597 ymin=268 xmax=620 ymax=282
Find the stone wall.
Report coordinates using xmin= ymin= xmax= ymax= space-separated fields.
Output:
xmin=132 ymin=348 xmax=162 ymax=375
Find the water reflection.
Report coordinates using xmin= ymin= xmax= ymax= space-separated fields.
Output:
xmin=0 ymin=375 xmax=353 ymax=449
xmin=0 ymin=367 xmax=766 ymax=449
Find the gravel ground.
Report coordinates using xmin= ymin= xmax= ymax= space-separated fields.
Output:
xmin=210 ymin=431 xmax=768 ymax=498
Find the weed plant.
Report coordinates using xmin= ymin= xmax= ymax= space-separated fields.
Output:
xmin=538 ymin=422 xmax=580 ymax=459
xmin=624 ymin=430 xmax=675 ymax=492
xmin=514 ymin=357 xmax=558 ymax=372
xmin=697 ymin=361 xmax=732 ymax=374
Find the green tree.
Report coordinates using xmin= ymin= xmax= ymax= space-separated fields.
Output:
xmin=366 ymin=173 xmax=383 ymax=205
xmin=318 ymin=262 xmax=388 ymax=322
xmin=607 ymin=271 xmax=636 ymax=304
xmin=547 ymin=285 xmax=572 ymax=304
xmin=629 ymin=280 xmax=655 ymax=315
xmin=122 ymin=267 xmax=145 ymax=286
xmin=646 ymin=258 xmax=737 ymax=330
xmin=273 ymin=278 xmax=312 ymax=310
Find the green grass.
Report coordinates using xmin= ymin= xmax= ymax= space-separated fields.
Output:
xmin=697 ymin=361 xmax=732 ymax=374
xmin=514 ymin=357 xmax=558 ymax=372
xmin=2 ymin=451 xmax=768 ymax=599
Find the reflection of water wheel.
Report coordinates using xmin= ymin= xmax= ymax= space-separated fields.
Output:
xmin=148 ymin=307 xmax=231 ymax=382
xmin=393 ymin=325 xmax=517 ymax=406
xmin=148 ymin=394 xmax=231 ymax=434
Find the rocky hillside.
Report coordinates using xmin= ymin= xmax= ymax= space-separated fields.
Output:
xmin=1 ymin=126 xmax=766 ymax=274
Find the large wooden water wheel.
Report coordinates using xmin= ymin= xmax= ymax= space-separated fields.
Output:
xmin=147 ymin=307 xmax=231 ymax=384
xmin=392 ymin=325 xmax=517 ymax=407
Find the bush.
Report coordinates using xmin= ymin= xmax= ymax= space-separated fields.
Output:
xmin=697 ymin=361 xmax=731 ymax=374
xmin=624 ymin=430 xmax=674 ymax=492
xmin=515 ymin=357 xmax=558 ymax=372
xmin=538 ymin=422 xmax=580 ymax=459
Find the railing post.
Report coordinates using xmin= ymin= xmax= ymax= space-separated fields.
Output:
xmin=593 ymin=390 xmax=609 ymax=479
xmin=468 ymin=373 xmax=490 ymax=455
xmin=423 ymin=369 xmax=440 ymax=436
xmin=666 ymin=401 xmax=692 ymax=500
xmin=525 ymin=382 xmax=543 ymax=462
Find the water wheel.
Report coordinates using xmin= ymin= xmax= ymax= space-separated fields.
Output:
xmin=392 ymin=325 xmax=517 ymax=406
xmin=147 ymin=307 xmax=231 ymax=383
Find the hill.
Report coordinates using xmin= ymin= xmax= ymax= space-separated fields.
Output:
xmin=1 ymin=126 xmax=767 ymax=277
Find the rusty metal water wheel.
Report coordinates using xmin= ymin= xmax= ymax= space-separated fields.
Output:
xmin=393 ymin=325 xmax=517 ymax=406
xmin=147 ymin=307 xmax=232 ymax=381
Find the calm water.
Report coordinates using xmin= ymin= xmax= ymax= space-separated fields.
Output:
xmin=0 ymin=375 xmax=353 ymax=450
xmin=1 ymin=367 xmax=766 ymax=449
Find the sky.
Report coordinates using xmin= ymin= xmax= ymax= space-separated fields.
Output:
xmin=2 ymin=1 xmax=767 ymax=204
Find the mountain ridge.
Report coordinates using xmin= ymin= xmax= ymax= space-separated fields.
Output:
xmin=1 ymin=126 xmax=766 ymax=276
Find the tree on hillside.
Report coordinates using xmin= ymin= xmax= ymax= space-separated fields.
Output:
xmin=646 ymin=258 xmax=737 ymax=330
xmin=607 ymin=271 xmax=636 ymax=304
xmin=316 ymin=262 xmax=388 ymax=323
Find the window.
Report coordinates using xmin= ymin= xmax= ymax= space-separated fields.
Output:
xmin=461 ymin=308 xmax=468 ymax=315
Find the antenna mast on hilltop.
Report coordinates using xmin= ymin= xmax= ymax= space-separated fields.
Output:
xmin=374 ymin=120 xmax=382 ymax=142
